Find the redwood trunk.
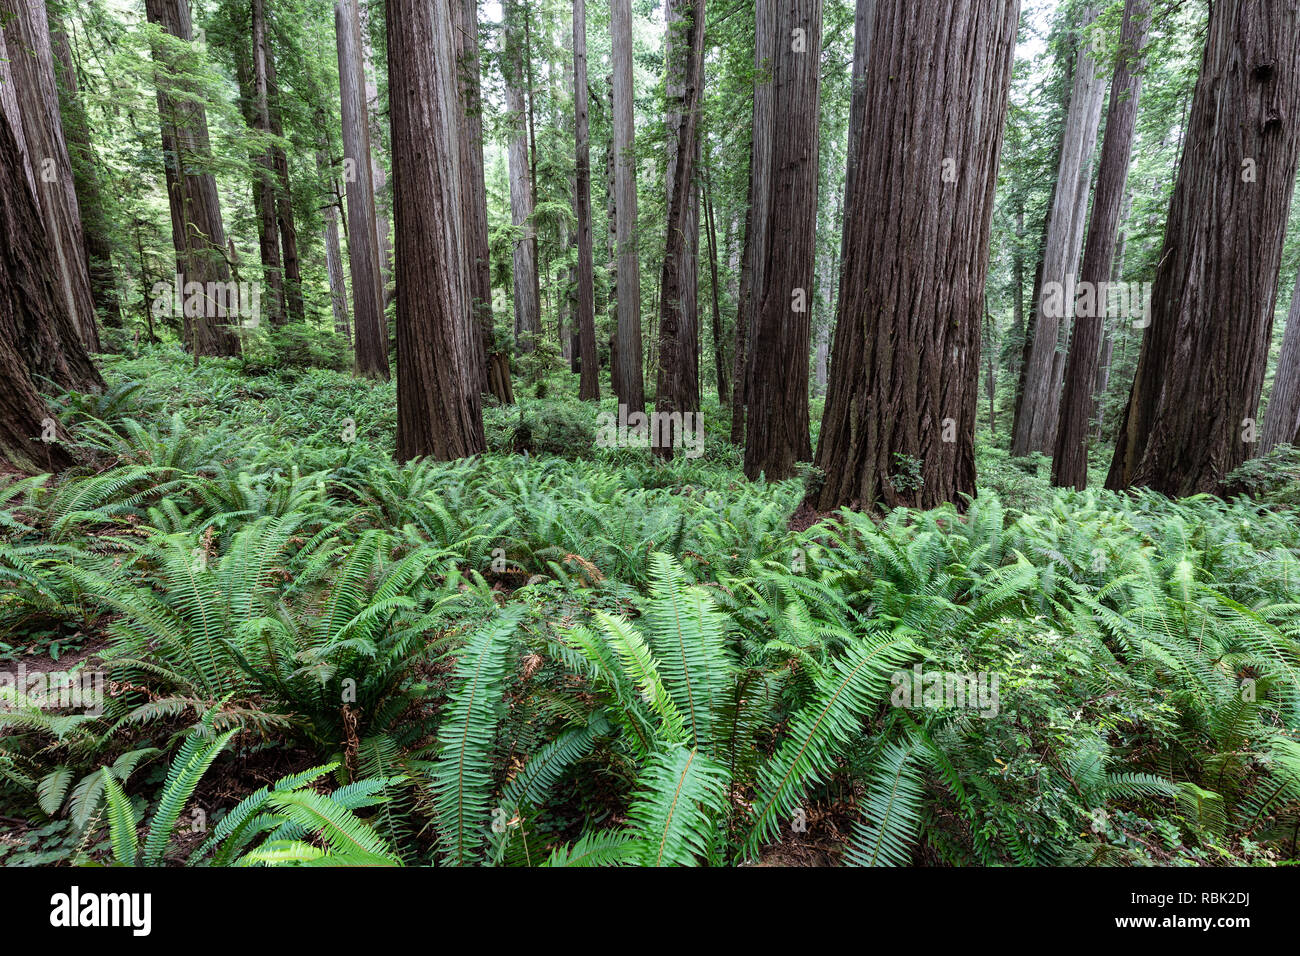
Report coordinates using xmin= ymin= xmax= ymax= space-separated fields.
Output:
xmin=573 ymin=0 xmax=600 ymax=401
xmin=611 ymin=0 xmax=644 ymax=413
xmin=811 ymin=0 xmax=1019 ymax=512
xmin=1052 ymin=0 xmax=1150 ymax=489
xmin=336 ymin=0 xmax=388 ymax=378
xmin=1106 ymin=0 xmax=1300 ymax=495
xmin=388 ymin=0 xmax=484 ymax=462
xmin=145 ymin=0 xmax=240 ymax=357
xmin=743 ymin=0 xmax=819 ymax=481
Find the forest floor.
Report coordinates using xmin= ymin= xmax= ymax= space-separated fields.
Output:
xmin=3 ymin=345 xmax=1300 ymax=866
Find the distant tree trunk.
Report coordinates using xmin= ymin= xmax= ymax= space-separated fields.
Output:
xmin=1090 ymin=211 xmax=1127 ymax=440
xmin=604 ymin=77 xmax=619 ymax=396
xmin=455 ymin=0 xmax=512 ymax=402
xmin=743 ymin=0 xmax=819 ymax=480
xmin=733 ymin=0 xmax=776 ymax=445
xmin=336 ymin=0 xmax=388 ymax=378
xmin=653 ymin=0 xmax=706 ymax=459
xmin=1052 ymin=0 xmax=1150 ymax=489
xmin=323 ymin=186 xmax=351 ymax=343
xmin=145 ymin=0 xmax=240 ymax=357
xmin=611 ymin=0 xmax=644 ymax=413
xmin=503 ymin=9 xmax=540 ymax=354
xmin=49 ymin=15 xmax=120 ymax=332
xmin=0 ymin=104 xmax=95 ymax=471
xmin=658 ymin=0 xmax=701 ymax=416
xmin=248 ymin=0 xmax=286 ymax=327
xmin=1106 ymin=0 xmax=1300 ymax=495
xmin=2 ymin=0 xmax=99 ymax=353
xmin=730 ymin=182 xmax=752 ymax=443
xmin=359 ymin=1 xmax=392 ymax=309
xmin=388 ymin=0 xmax=484 ymax=462
xmin=703 ymin=163 xmax=727 ymax=405
xmin=573 ymin=0 xmax=600 ymax=401
xmin=1261 ymin=273 xmax=1300 ymax=454
xmin=1012 ymin=5 xmax=1105 ymax=457
xmin=811 ymin=0 xmax=1018 ymax=512
xmin=264 ymin=31 xmax=304 ymax=324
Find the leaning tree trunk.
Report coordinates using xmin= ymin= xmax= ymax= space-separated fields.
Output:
xmin=743 ymin=0 xmax=819 ymax=481
xmin=1012 ymin=5 xmax=1105 ymax=457
xmin=610 ymin=0 xmax=644 ymax=413
xmin=811 ymin=0 xmax=1019 ymax=512
xmin=336 ymin=0 xmax=388 ymax=378
xmin=145 ymin=0 xmax=240 ymax=357
xmin=388 ymin=0 xmax=484 ymax=462
xmin=2 ymin=0 xmax=99 ymax=353
xmin=1106 ymin=0 xmax=1300 ymax=495
xmin=359 ymin=1 xmax=392 ymax=310
xmin=1052 ymin=0 xmax=1150 ymax=489
xmin=573 ymin=0 xmax=600 ymax=401
xmin=1258 ymin=272 xmax=1300 ymax=454
xmin=0 ymin=105 xmax=92 ymax=471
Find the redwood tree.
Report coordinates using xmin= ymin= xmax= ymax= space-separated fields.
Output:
xmin=653 ymin=0 xmax=706 ymax=458
xmin=1106 ymin=0 xmax=1300 ymax=495
xmin=610 ymin=0 xmax=644 ymax=413
xmin=1053 ymin=0 xmax=1151 ymax=489
xmin=2 ymin=0 xmax=100 ymax=353
xmin=573 ymin=0 xmax=600 ymax=401
xmin=455 ymin=0 xmax=513 ymax=403
xmin=811 ymin=0 xmax=1019 ymax=512
xmin=1011 ymin=5 xmax=1105 ymax=458
xmin=146 ymin=0 xmax=241 ymax=357
xmin=388 ymin=0 xmax=484 ymax=462
xmin=336 ymin=0 xmax=388 ymax=378
xmin=743 ymin=0 xmax=820 ymax=481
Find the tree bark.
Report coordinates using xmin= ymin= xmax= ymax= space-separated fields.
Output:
xmin=1012 ymin=5 xmax=1105 ymax=457
xmin=388 ymin=0 xmax=484 ymax=462
xmin=733 ymin=0 xmax=777 ymax=445
xmin=1261 ymin=273 xmax=1300 ymax=454
xmin=503 ymin=6 xmax=540 ymax=354
xmin=2 ymin=0 xmax=99 ymax=353
xmin=653 ymin=0 xmax=706 ymax=459
xmin=657 ymin=0 xmax=701 ymax=416
xmin=264 ymin=25 xmax=304 ymax=324
xmin=336 ymin=0 xmax=388 ymax=378
xmin=573 ymin=0 xmax=600 ymax=401
xmin=704 ymin=162 xmax=728 ymax=405
xmin=247 ymin=0 xmax=286 ymax=327
xmin=145 ymin=0 xmax=240 ymax=357
xmin=1260 ymin=272 xmax=1300 ymax=454
xmin=0 ymin=104 xmax=88 ymax=471
xmin=1106 ymin=0 xmax=1300 ymax=495
xmin=1052 ymin=0 xmax=1150 ymax=489
xmin=743 ymin=0 xmax=819 ymax=481
xmin=611 ymin=0 xmax=644 ymax=413
xmin=455 ymin=0 xmax=512 ymax=402
xmin=811 ymin=0 xmax=1018 ymax=512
